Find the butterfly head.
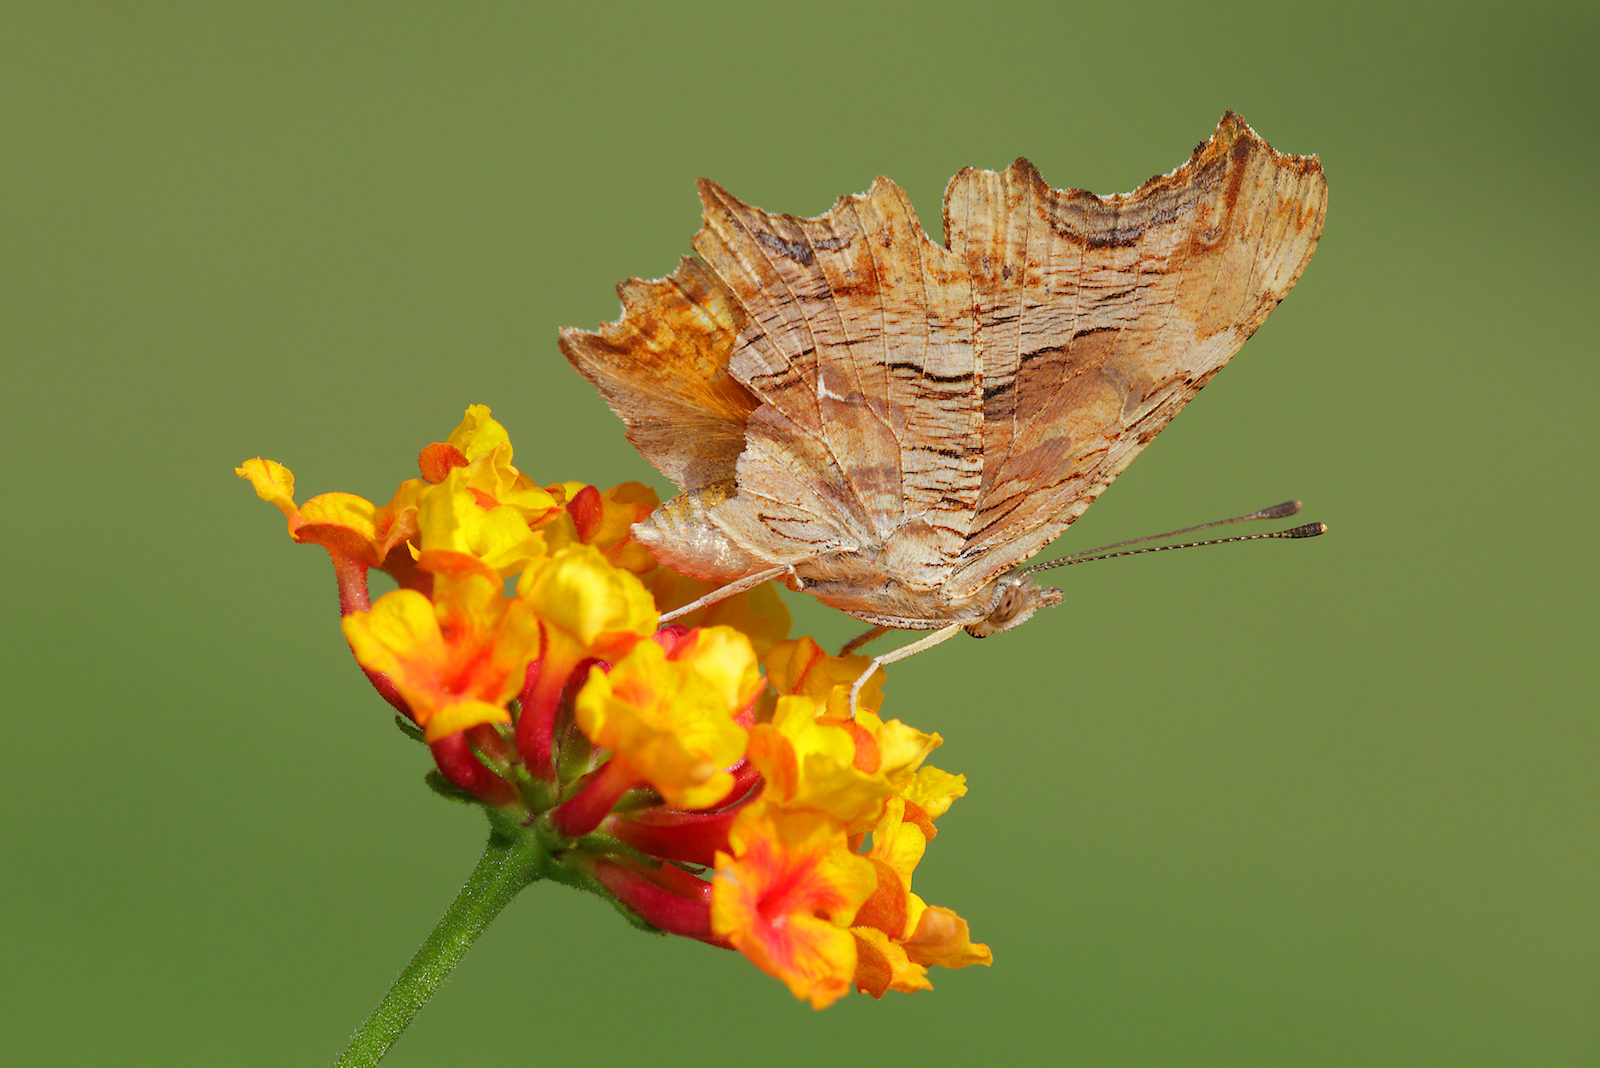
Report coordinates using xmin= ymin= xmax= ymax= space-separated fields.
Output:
xmin=964 ymin=574 xmax=1063 ymax=638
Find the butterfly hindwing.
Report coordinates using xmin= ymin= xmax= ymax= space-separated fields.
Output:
xmin=692 ymin=177 xmax=988 ymax=573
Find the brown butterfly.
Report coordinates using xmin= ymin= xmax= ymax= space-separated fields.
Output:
xmin=560 ymin=112 xmax=1326 ymax=696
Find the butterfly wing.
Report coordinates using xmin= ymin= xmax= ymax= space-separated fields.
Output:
xmin=689 ymin=177 xmax=985 ymax=583
xmin=558 ymin=256 xmax=758 ymax=493
xmin=944 ymin=111 xmax=1328 ymax=591
xmin=561 ymin=112 xmax=1326 ymax=623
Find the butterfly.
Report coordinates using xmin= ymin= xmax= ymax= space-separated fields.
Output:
xmin=560 ymin=112 xmax=1326 ymax=694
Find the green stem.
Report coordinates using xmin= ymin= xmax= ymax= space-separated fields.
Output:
xmin=332 ymin=828 xmax=547 ymax=1066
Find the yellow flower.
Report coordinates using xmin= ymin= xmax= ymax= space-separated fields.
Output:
xmin=573 ymin=628 xmax=757 ymax=809
xmin=899 ymin=764 xmax=969 ymax=823
xmin=649 ymin=571 xmax=792 ymax=656
xmin=411 ymin=408 xmax=563 ymax=579
xmin=442 ymin=403 xmax=512 ymax=461
xmin=513 ymin=544 xmax=659 ymax=770
xmin=414 ymin=464 xmax=555 ymax=579
xmin=341 ymin=573 xmax=541 ymax=742
xmin=745 ymin=694 xmax=945 ymax=832
xmin=516 ymin=544 xmax=659 ymax=653
xmin=415 ymin=403 xmax=521 ymax=483
xmin=663 ymin=625 xmax=766 ymax=713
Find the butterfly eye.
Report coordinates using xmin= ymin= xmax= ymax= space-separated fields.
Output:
xmin=965 ymin=579 xmax=1034 ymax=638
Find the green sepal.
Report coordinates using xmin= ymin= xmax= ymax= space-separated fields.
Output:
xmin=392 ymin=715 xmax=425 ymax=743
xmin=423 ymin=770 xmax=483 ymax=805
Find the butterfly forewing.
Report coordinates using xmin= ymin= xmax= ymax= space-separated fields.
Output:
xmin=946 ymin=117 xmax=1328 ymax=590
xmin=557 ymin=257 xmax=756 ymax=491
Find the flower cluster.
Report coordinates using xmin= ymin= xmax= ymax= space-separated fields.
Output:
xmin=238 ymin=406 xmax=989 ymax=1007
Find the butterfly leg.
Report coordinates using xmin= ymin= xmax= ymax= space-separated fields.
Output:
xmin=848 ymin=622 xmax=965 ymax=713
xmin=657 ymin=564 xmax=797 ymax=624
xmin=839 ymin=625 xmax=891 ymax=657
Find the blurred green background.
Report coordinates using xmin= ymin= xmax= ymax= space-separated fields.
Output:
xmin=4 ymin=2 xmax=1594 ymax=1065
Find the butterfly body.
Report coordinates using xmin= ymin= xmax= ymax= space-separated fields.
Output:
xmin=561 ymin=113 xmax=1326 ymax=638
xmin=635 ymin=481 xmax=1061 ymax=633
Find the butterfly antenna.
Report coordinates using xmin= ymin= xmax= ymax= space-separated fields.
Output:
xmin=1040 ymin=499 xmax=1305 ymax=566
xmin=1023 ymin=520 xmax=1326 ymax=573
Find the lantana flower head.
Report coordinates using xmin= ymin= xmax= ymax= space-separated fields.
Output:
xmin=237 ymin=405 xmax=988 ymax=1016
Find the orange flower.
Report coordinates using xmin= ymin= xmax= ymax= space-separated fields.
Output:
xmin=342 ymin=573 xmax=540 ymax=743
xmin=711 ymin=803 xmax=877 ymax=1009
xmin=850 ymin=799 xmax=991 ymax=997
xmin=237 ymin=457 xmax=421 ymax=573
xmin=542 ymin=480 xmax=659 ymax=574
xmin=723 ymin=691 xmax=986 ymax=1004
xmin=765 ymin=636 xmax=883 ymax=716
